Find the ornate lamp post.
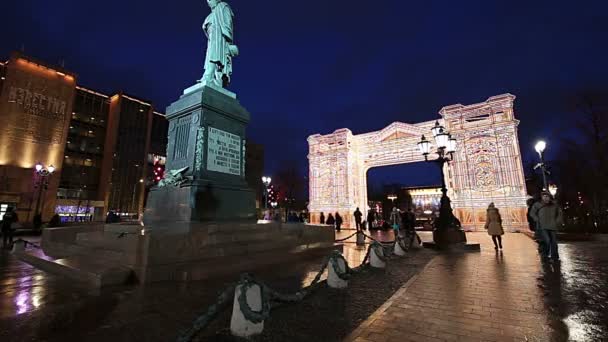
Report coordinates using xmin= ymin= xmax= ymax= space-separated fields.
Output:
xmin=33 ymin=162 xmax=55 ymax=221
xmin=417 ymin=121 xmax=466 ymax=247
xmin=534 ymin=140 xmax=549 ymax=190
xmin=262 ymin=176 xmax=271 ymax=209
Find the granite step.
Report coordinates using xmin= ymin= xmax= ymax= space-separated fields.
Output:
xmin=16 ymin=251 xmax=135 ymax=289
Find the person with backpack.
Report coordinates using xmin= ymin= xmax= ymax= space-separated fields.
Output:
xmin=530 ymin=191 xmax=563 ymax=262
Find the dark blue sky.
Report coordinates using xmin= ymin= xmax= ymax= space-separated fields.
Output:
xmin=2 ymin=0 xmax=607 ymax=187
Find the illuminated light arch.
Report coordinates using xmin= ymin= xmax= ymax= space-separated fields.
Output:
xmin=307 ymin=94 xmax=528 ymax=231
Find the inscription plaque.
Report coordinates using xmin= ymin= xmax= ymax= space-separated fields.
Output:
xmin=207 ymin=127 xmax=241 ymax=176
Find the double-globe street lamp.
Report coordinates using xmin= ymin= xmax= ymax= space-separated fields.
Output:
xmin=262 ymin=176 xmax=271 ymax=209
xmin=417 ymin=121 xmax=466 ymax=247
xmin=34 ymin=162 xmax=56 ymax=223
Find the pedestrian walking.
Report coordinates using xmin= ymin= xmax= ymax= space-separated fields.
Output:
xmin=353 ymin=207 xmax=363 ymax=231
xmin=527 ymin=196 xmax=546 ymax=256
xmin=2 ymin=207 xmax=18 ymax=249
xmin=335 ymin=212 xmax=343 ymax=232
xmin=530 ymin=191 xmax=563 ymax=262
xmin=485 ymin=203 xmax=504 ymax=250
xmin=326 ymin=213 xmax=335 ymax=227
xmin=389 ymin=207 xmax=401 ymax=235
xmin=367 ymin=209 xmax=375 ymax=230
xmin=319 ymin=212 xmax=325 ymax=224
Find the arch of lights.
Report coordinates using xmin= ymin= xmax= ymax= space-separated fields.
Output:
xmin=307 ymin=94 xmax=528 ymax=231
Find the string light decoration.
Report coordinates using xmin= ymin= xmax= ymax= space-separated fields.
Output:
xmin=307 ymin=94 xmax=528 ymax=231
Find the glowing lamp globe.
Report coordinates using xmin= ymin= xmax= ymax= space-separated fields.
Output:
xmin=418 ymin=135 xmax=431 ymax=155
xmin=47 ymin=165 xmax=56 ymax=174
xmin=446 ymin=135 xmax=457 ymax=153
xmin=431 ymin=121 xmax=444 ymax=137
xmin=35 ymin=163 xmax=43 ymax=172
xmin=435 ymin=129 xmax=449 ymax=149
xmin=535 ymin=140 xmax=546 ymax=155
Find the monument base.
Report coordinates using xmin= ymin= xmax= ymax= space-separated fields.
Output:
xmin=17 ymin=222 xmax=338 ymax=287
xmin=144 ymin=180 xmax=256 ymax=225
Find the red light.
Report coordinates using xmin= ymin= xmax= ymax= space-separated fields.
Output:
xmin=156 ymin=177 xmax=161 ymax=180
xmin=157 ymin=167 xmax=162 ymax=171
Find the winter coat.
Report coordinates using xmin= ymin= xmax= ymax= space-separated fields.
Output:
xmin=485 ymin=208 xmax=504 ymax=236
xmin=530 ymin=202 xmax=563 ymax=231
xmin=326 ymin=215 xmax=335 ymax=225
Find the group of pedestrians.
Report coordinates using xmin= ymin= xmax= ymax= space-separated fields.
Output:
xmin=483 ymin=190 xmax=563 ymax=261
xmin=319 ymin=211 xmax=343 ymax=231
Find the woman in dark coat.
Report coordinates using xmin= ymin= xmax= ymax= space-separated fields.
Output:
xmin=326 ymin=213 xmax=335 ymax=226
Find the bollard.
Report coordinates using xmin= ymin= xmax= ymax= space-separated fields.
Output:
xmin=327 ymin=255 xmax=348 ymax=289
xmin=356 ymin=231 xmax=365 ymax=245
xmin=394 ymin=240 xmax=406 ymax=256
xmin=230 ymin=282 xmax=264 ymax=337
xmin=11 ymin=240 xmax=26 ymax=254
xmin=370 ymin=243 xmax=386 ymax=268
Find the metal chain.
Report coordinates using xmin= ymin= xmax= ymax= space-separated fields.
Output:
xmin=237 ymin=274 xmax=272 ymax=324
xmin=334 ymin=232 xmax=357 ymax=242
xmin=177 ymin=283 xmax=236 ymax=342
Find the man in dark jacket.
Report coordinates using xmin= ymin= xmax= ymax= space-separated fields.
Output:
xmin=353 ymin=208 xmax=363 ymax=231
xmin=530 ymin=191 xmax=563 ymax=262
xmin=527 ymin=197 xmax=546 ymax=257
xmin=2 ymin=207 xmax=18 ymax=249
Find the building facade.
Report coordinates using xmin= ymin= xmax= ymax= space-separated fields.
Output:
xmin=0 ymin=52 xmax=168 ymax=224
xmin=0 ymin=52 xmax=76 ymax=223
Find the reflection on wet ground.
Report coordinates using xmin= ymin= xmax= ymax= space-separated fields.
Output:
xmin=539 ymin=240 xmax=608 ymax=341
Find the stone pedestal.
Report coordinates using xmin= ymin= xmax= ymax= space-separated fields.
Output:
xmin=144 ymin=84 xmax=255 ymax=225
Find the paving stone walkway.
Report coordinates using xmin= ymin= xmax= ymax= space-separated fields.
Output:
xmin=346 ymin=233 xmax=563 ymax=342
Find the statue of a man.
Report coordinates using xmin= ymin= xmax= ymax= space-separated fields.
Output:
xmin=200 ymin=0 xmax=238 ymax=88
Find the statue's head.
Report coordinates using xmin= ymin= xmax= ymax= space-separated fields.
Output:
xmin=207 ymin=0 xmax=221 ymax=9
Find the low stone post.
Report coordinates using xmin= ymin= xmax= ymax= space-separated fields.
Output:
xmin=230 ymin=278 xmax=265 ymax=337
xmin=356 ymin=231 xmax=365 ymax=245
xmin=394 ymin=240 xmax=406 ymax=256
xmin=370 ymin=242 xmax=386 ymax=268
xmin=11 ymin=240 xmax=26 ymax=254
xmin=328 ymin=252 xmax=349 ymax=289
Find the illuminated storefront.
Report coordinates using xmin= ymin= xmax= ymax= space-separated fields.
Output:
xmin=308 ymin=94 xmax=528 ymax=231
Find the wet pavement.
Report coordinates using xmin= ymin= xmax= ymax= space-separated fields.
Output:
xmin=0 ymin=231 xmax=392 ymax=341
xmin=347 ymin=232 xmax=608 ymax=342
xmin=542 ymin=240 xmax=608 ymax=341
xmin=1 ymin=232 xmax=606 ymax=341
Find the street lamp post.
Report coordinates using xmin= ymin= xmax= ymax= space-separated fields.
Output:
xmin=534 ymin=140 xmax=549 ymax=190
xmin=33 ymin=162 xmax=55 ymax=222
xmin=417 ymin=121 xmax=466 ymax=247
xmin=262 ymin=176 xmax=271 ymax=209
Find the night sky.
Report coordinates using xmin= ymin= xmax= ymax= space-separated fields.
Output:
xmin=2 ymin=1 xmax=607 ymax=188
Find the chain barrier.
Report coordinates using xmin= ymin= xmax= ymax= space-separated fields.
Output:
xmin=328 ymin=250 xmax=352 ymax=281
xmin=237 ymin=274 xmax=272 ymax=323
xmin=370 ymin=241 xmax=388 ymax=263
xmin=334 ymin=232 xmax=357 ymax=242
xmin=177 ymin=283 xmax=237 ymax=342
xmin=178 ymin=231 xmax=416 ymax=341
